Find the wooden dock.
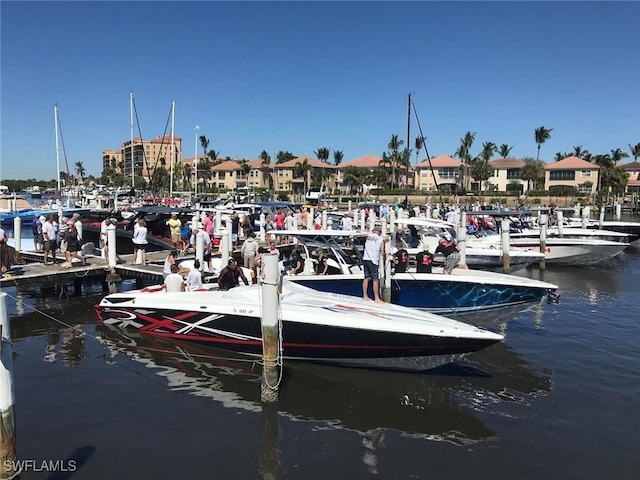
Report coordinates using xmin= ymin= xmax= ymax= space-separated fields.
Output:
xmin=1 ymin=249 xmax=173 ymax=293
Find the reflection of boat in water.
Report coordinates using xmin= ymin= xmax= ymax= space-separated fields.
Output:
xmin=96 ymin=325 xmax=496 ymax=444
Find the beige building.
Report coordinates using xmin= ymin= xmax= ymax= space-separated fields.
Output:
xmin=102 ymin=135 xmax=183 ymax=181
xmin=619 ymin=161 xmax=640 ymax=191
xmin=544 ymin=156 xmax=600 ymax=194
xmin=486 ymin=158 xmax=528 ymax=194
xmin=414 ymin=155 xmax=462 ymax=192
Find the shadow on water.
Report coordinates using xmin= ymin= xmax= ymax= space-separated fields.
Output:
xmin=46 ymin=446 xmax=95 ymax=480
xmin=96 ymin=324 xmax=552 ymax=448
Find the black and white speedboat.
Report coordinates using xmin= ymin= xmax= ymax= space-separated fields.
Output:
xmin=95 ymin=281 xmax=503 ymax=371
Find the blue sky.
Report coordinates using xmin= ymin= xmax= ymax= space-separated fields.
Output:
xmin=1 ymin=1 xmax=639 ymax=181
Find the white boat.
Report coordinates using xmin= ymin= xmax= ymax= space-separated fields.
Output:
xmin=96 ymin=280 xmax=503 ymax=371
xmin=394 ymin=217 xmax=545 ymax=270
xmin=467 ymin=211 xmax=630 ymax=265
xmin=266 ymin=230 xmax=558 ymax=327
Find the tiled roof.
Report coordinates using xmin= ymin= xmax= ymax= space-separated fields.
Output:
xmin=277 ymin=156 xmax=336 ymax=169
xmin=619 ymin=161 xmax=640 ymax=171
xmin=545 ymin=156 xmax=600 ymax=170
xmin=339 ymin=155 xmax=382 ymax=168
xmin=416 ymin=155 xmax=462 ymax=168
xmin=488 ymin=158 xmax=526 ymax=168
xmin=246 ymin=158 xmax=276 ymax=169
xmin=212 ymin=160 xmax=242 ymax=171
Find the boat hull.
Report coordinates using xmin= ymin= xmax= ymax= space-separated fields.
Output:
xmin=289 ymin=272 xmax=556 ymax=317
xmin=96 ymin=286 xmax=502 ymax=371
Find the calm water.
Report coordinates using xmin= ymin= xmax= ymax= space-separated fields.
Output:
xmin=3 ymin=227 xmax=640 ymax=479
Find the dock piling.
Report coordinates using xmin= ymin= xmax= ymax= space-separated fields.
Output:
xmin=260 ymin=254 xmax=281 ymax=403
xmin=0 ymin=293 xmax=19 ymax=480
xmin=539 ymin=213 xmax=547 ymax=270
xmin=500 ymin=219 xmax=511 ymax=273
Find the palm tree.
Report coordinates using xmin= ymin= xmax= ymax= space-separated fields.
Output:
xmin=333 ymin=150 xmax=344 ymax=166
xmin=294 ymin=159 xmax=312 ymax=195
xmin=259 ymin=150 xmax=272 ymax=199
xmin=480 ymin=142 xmax=497 ymax=162
xmin=414 ymin=136 xmax=424 ymax=165
xmin=199 ymin=135 xmax=209 ymax=158
xmin=498 ymin=144 xmax=513 ymax=158
xmin=610 ymin=148 xmax=629 ymax=164
xmin=387 ymin=134 xmax=404 ymax=189
xmin=520 ymin=157 xmax=545 ymax=193
xmin=572 ymin=145 xmax=587 ymax=159
xmin=455 ymin=131 xmax=475 ymax=191
xmin=629 ymin=142 xmax=640 ymax=161
xmin=379 ymin=153 xmax=393 ymax=189
xmin=276 ymin=150 xmax=296 ymax=164
xmin=314 ymin=147 xmax=330 ymax=163
xmin=74 ymin=161 xmax=86 ymax=184
xmin=534 ymin=126 xmax=553 ymax=161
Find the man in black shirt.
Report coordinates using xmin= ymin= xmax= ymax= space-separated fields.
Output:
xmin=393 ymin=241 xmax=409 ymax=273
xmin=218 ymin=258 xmax=249 ymax=290
xmin=416 ymin=246 xmax=434 ymax=273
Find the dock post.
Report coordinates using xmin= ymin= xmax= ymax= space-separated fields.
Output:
xmin=107 ymin=224 xmax=118 ymax=293
xmin=389 ymin=208 xmax=396 ymax=229
xmin=12 ymin=217 xmax=21 ymax=263
xmin=259 ymin=213 xmax=265 ymax=242
xmin=348 ymin=200 xmax=352 ymax=216
xmin=195 ymin=231 xmax=204 ymax=270
xmin=557 ymin=210 xmax=564 ymax=237
xmin=599 ymin=205 xmax=605 ymax=229
xmin=360 ymin=209 xmax=366 ymax=231
xmin=0 ymin=293 xmax=19 ymax=480
xmin=215 ymin=210 xmax=222 ymax=232
xmin=368 ymin=209 xmax=375 ymax=231
xmin=220 ymin=230 xmax=230 ymax=267
xmin=582 ymin=206 xmax=590 ymax=228
xmin=458 ymin=212 xmax=467 ymax=267
xmin=500 ymin=219 xmax=510 ymax=273
xmin=321 ymin=210 xmax=327 ymax=230
xmin=308 ymin=208 xmax=314 ymax=230
xmin=539 ymin=213 xmax=547 ymax=270
xmin=615 ymin=203 xmax=621 ymax=221
xmin=260 ymin=254 xmax=280 ymax=403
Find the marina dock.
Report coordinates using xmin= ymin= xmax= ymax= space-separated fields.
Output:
xmin=1 ymin=249 xmax=175 ymax=292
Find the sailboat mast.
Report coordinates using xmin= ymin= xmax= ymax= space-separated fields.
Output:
xmin=405 ymin=93 xmax=411 ymax=204
xmin=130 ymin=91 xmax=134 ymax=188
xmin=54 ymin=104 xmax=61 ymax=193
xmin=170 ymin=101 xmax=175 ymax=196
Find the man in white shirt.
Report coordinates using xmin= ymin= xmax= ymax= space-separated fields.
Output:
xmin=185 ymin=259 xmax=204 ymax=291
xmin=42 ymin=215 xmax=57 ymax=265
xmin=362 ymin=226 xmax=386 ymax=303
xmin=340 ymin=213 xmax=353 ymax=231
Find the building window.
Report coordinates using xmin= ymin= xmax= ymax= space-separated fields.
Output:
xmin=578 ymin=183 xmax=591 ymax=193
xmin=581 ymin=170 xmax=591 ymax=177
xmin=420 ymin=170 xmax=429 ymax=177
xmin=549 ymin=170 xmax=575 ymax=181
xmin=438 ymin=168 xmax=458 ymax=179
xmin=218 ymin=172 xmax=226 ymax=180
xmin=506 ymin=169 xmax=521 ymax=180
xmin=277 ymin=169 xmax=287 ymax=176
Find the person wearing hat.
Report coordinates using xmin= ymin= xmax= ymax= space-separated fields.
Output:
xmin=217 ymin=258 xmax=250 ymax=290
xmin=362 ymin=225 xmax=386 ymax=303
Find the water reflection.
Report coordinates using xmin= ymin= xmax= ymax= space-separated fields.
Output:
xmin=96 ymin=325 xmax=552 ymax=448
